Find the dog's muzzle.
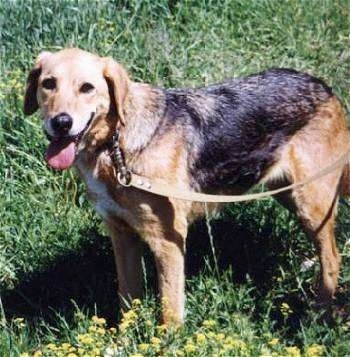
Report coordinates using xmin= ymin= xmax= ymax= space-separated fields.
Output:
xmin=51 ymin=112 xmax=73 ymax=135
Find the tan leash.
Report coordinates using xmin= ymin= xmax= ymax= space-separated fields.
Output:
xmin=111 ymin=134 xmax=350 ymax=203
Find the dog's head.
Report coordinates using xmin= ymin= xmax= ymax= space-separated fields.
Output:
xmin=24 ymin=48 xmax=129 ymax=169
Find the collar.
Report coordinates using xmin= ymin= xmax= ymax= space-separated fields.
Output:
xmin=110 ymin=129 xmax=132 ymax=186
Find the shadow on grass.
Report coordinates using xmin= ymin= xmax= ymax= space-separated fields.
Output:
xmin=2 ymin=212 xmax=349 ymax=331
xmin=2 ymin=229 xmax=119 ymax=325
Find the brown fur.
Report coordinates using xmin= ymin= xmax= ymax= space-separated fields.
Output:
xmin=266 ymin=97 xmax=349 ymax=304
xmin=24 ymin=48 xmax=350 ymax=325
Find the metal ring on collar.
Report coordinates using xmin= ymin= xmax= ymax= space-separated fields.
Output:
xmin=117 ymin=170 xmax=132 ymax=187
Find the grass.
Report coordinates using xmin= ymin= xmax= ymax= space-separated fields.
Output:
xmin=0 ymin=0 xmax=350 ymax=355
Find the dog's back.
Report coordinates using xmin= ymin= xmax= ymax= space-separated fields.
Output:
xmin=165 ymin=69 xmax=336 ymax=192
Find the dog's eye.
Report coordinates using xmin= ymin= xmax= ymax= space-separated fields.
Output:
xmin=42 ymin=78 xmax=56 ymax=90
xmin=80 ymin=82 xmax=95 ymax=93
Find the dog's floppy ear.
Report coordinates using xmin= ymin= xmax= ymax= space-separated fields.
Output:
xmin=24 ymin=51 xmax=52 ymax=115
xmin=103 ymin=58 xmax=130 ymax=125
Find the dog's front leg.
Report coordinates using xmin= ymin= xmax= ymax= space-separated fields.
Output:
xmin=143 ymin=209 xmax=187 ymax=325
xmin=150 ymin=232 xmax=186 ymax=325
xmin=106 ymin=219 xmax=143 ymax=311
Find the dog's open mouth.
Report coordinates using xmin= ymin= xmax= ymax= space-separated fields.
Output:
xmin=45 ymin=113 xmax=94 ymax=170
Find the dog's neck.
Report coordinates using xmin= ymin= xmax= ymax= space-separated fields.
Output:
xmin=119 ymin=82 xmax=165 ymax=155
xmin=77 ymin=82 xmax=165 ymax=171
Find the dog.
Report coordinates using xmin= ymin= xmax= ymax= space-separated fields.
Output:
xmin=24 ymin=48 xmax=350 ymax=324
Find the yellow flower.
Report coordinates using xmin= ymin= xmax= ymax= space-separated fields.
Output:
xmin=109 ymin=327 xmax=117 ymax=333
xmin=202 ymin=319 xmax=216 ymax=328
xmin=33 ymin=351 xmax=42 ymax=357
xmin=260 ymin=346 xmax=272 ymax=356
xmin=46 ymin=343 xmax=57 ymax=351
xmin=216 ymin=333 xmax=226 ymax=341
xmin=223 ymin=343 xmax=234 ymax=351
xmin=96 ymin=327 xmax=106 ymax=335
xmin=207 ymin=331 xmax=216 ymax=339
xmin=225 ymin=336 xmax=235 ymax=344
xmin=156 ymin=324 xmax=168 ymax=333
xmin=195 ymin=333 xmax=206 ymax=343
xmin=89 ymin=325 xmax=98 ymax=333
xmin=122 ymin=309 xmax=138 ymax=322
xmin=77 ymin=333 xmax=94 ymax=345
xmin=285 ymin=346 xmax=301 ymax=357
xmin=74 ymin=311 xmax=85 ymax=320
xmin=305 ymin=344 xmax=325 ymax=357
xmin=224 ymin=337 xmax=246 ymax=350
xmin=61 ymin=342 xmax=71 ymax=350
xmin=184 ymin=343 xmax=197 ymax=353
xmin=20 ymin=354 xmax=30 ymax=357
xmin=14 ymin=317 xmax=25 ymax=328
xmin=126 ymin=310 xmax=138 ymax=319
xmin=268 ymin=338 xmax=279 ymax=346
xmin=132 ymin=298 xmax=142 ymax=307
xmin=145 ymin=319 xmax=153 ymax=326
xmin=130 ymin=354 xmax=144 ymax=357
xmin=161 ymin=296 xmax=169 ymax=306
xmin=139 ymin=343 xmax=150 ymax=351
xmin=67 ymin=354 xmax=78 ymax=357
xmin=119 ymin=320 xmax=131 ymax=331
xmin=280 ymin=302 xmax=293 ymax=317
xmin=91 ymin=315 xmax=106 ymax=325
xmin=150 ymin=337 xmax=162 ymax=345
xmin=92 ymin=347 xmax=101 ymax=356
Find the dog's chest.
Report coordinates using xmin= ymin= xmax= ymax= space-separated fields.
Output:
xmin=76 ymin=152 xmax=129 ymax=221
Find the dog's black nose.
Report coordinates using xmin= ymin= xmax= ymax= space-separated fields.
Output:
xmin=51 ymin=113 xmax=73 ymax=135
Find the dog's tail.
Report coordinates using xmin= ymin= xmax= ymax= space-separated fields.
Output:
xmin=340 ymin=163 xmax=350 ymax=197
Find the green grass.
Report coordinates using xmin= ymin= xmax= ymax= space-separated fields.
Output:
xmin=1 ymin=0 xmax=350 ymax=355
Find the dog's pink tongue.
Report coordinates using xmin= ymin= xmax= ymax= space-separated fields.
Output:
xmin=45 ymin=138 xmax=76 ymax=170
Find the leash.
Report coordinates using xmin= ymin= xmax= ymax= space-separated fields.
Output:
xmin=111 ymin=131 xmax=350 ymax=203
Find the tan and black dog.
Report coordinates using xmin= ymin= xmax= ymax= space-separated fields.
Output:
xmin=24 ymin=48 xmax=350 ymax=324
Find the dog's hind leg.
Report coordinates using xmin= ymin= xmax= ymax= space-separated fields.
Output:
xmin=270 ymin=155 xmax=342 ymax=304
xmin=107 ymin=219 xmax=143 ymax=311
xmin=268 ymin=97 xmax=348 ymax=304
xmin=292 ymin=183 xmax=341 ymax=305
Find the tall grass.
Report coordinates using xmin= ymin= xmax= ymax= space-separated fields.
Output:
xmin=1 ymin=0 xmax=350 ymax=355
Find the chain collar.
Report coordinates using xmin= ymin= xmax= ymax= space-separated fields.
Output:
xmin=111 ymin=130 xmax=132 ymax=187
